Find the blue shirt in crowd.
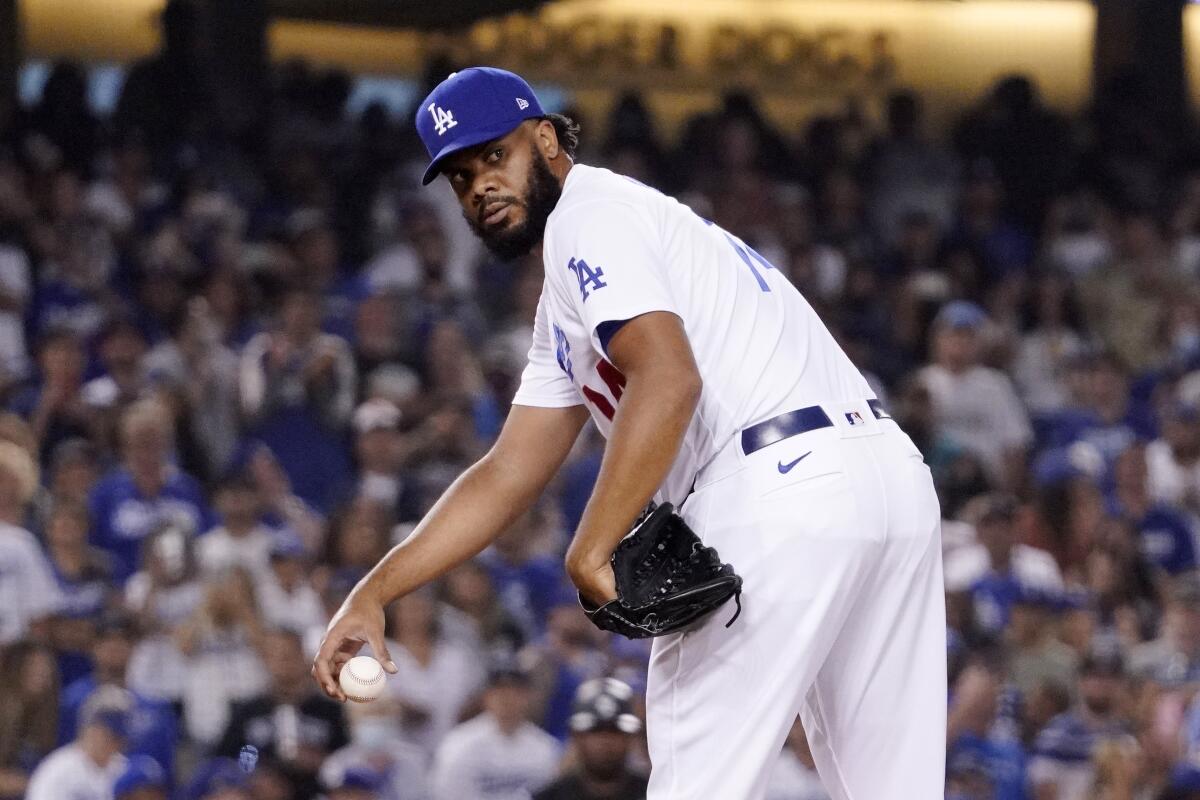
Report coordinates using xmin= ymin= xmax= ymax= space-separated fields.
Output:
xmin=88 ymin=467 xmax=213 ymax=582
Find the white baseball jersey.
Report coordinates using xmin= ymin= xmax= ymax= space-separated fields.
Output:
xmin=513 ymin=164 xmax=873 ymax=502
xmin=0 ymin=521 xmax=64 ymax=644
xmin=25 ymin=744 xmax=125 ymax=800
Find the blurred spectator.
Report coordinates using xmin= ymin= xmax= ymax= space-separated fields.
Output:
xmin=45 ymin=500 xmax=114 ymax=682
xmin=944 ymin=493 xmax=1063 ymax=599
xmin=919 ymin=300 xmax=1033 ymax=490
xmin=1147 ymin=402 xmax=1200 ymax=518
xmin=438 ymin=559 xmax=525 ymax=652
xmin=1129 ymin=574 xmax=1200 ymax=683
xmin=113 ymin=754 xmax=169 ymax=800
xmin=1028 ymin=646 xmax=1135 ymax=800
xmin=1081 ymin=210 xmax=1186 ymax=371
xmin=1040 ymin=351 xmax=1154 ymax=482
xmin=181 ymin=758 xmax=252 ymax=800
xmin=176 ymin=569 xmax=267 ymax=745
xmin=324 ymin=766 xmax=388 ymax=800
xmin=351 ymin=398 xmax=417 ymax=519
xmin=526 ymin=595 xmax=610 ymax=741
xmin=218 ymin=628 xmax=348 ymax=799
xmin=196 ymin=474 xmax=276 ymax=577
xmin=322 ymin=700 xmax=431 ymax=800
xmin=430 ymin=655 xmax=561 ymax=800
xmin=534 ymin=677 xmax=647 ymax=800
xmin=479 ymin=507 xmax=568 ymax=642
xmin=0 ymin=641 xmax=60 ymax=798
xmin=383 ymin=587 xmax=485 ymax=755
xmin=240 ymin=287 xmax=356 ymax=511
xmin=89 ymin=398 xmax=212 ymax=582
xmin=9 ymin=328 xmax=89 ymax=463
xmin=1109 ymin=445 xmax=1197 ymax=575
xmin=866 ymin=89 xmax=960 ymax=245
xmin=1012 ymin=274 xmax=1086 ymax=415
xmin=256 ymin=532 xmax=326 ymax=640
xmin=26 ymin=685 xmax=131 ymax=800
xmin=144 ymin=297 xmax=241 ymax=480
xmin=0 ymin=441 xmax=62 ymax=644
xmin=1005 ymin=587 xmax=1079 ymax=699
xmin=765 ymin=718 xmax=829 ymax=800
xmin=58 ymin=613 xmax=178 ymax=779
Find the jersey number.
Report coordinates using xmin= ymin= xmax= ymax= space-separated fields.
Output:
xmin=581 ymin=358 xmax=626 ymax=421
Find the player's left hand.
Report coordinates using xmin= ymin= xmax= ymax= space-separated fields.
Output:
xmin=568 ymin=558 xmax=618 ymax=607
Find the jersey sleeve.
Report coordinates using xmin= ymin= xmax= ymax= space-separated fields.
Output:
xmin=511 ymin=296 xmax=582 ymax=409
xmin=550 ymin=199 xmax=679 ymax=351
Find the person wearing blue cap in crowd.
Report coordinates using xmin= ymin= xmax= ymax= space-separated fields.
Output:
xmin=26 ymin=685 xmax=132 ymax=800
xmin=57 ymin=611 xmax=178 ymax=784
xmin=317 ymin=65 xmax=949 ymax=800
xmin=917 ymin=299 xmax=1033 ymax=491
xmin=183 ymin=757 xmax=251 ymax=800
xmin=113 ymin=754 xmax=168 ymax=800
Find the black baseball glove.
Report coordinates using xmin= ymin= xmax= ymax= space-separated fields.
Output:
xmin=579 ymin=502 xmax=743 ymax=639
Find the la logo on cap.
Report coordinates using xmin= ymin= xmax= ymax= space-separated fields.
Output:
xmin=428 ymin=103 xmax=457 ymax=136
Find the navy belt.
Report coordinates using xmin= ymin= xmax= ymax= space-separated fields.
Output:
xmin=740 ymin=399 xmax=890 ymax=456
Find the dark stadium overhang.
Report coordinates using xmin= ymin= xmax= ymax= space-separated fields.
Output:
xmin=266 ymin=0 xmax=554 ymax=30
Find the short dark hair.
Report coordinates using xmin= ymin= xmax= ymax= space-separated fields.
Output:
xmin=541 ymin=113 xmax=580 ymax=159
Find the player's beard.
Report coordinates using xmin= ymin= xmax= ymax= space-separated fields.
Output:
xmin=466 ymin=144 xmax=562 ymax=261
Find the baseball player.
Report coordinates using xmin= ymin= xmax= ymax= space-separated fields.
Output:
xmin=314 ymin=67 xmax=947 ymax=800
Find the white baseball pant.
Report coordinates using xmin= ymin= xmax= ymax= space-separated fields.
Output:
xmin=644 ymin=400 xmax=947 ymax=800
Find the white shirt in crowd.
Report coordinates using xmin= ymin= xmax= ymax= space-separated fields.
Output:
xmin=431 ymin=714 xmax=561 ymax=800
xmin=257 ymin=571 xmax=327 ymax=639
xmin=0 ymin=521 xmax=64 ymax=645
xmin=943 ymin=541 xmax=1064 ymax=594
xmin=1146 ymin=438 xmax=1200 ymax=512
xmin=766 ymin=749 xmax=831 ymax=800
xmin=514 ymin=165 xmax=874 ymax=505
xmin=385 ymin=637 xmax=486 ymax=755
xmin=917 ymin=363 xmax=1034 ymax=482
xmin=124 ymin=576 xmax=205 ymax=703
xmin=0 ymin=244 xmax=31 ymax=383
xmin=195 ymin=524 xmax=276 ymax=578
xmin=1012 ymin=328 xmax=1084 ymax=414
xmin=25 ymin=744 xmax=126 ymax=800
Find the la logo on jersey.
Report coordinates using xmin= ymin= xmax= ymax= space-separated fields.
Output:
xmin=567 ymin=257 xmax=607 ymax=302
xmin=427 ymin=103 xmax=458 ymax=136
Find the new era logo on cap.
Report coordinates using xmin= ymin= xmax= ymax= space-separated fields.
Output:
xmin=415 ymin=67 xmax=547 ymax=185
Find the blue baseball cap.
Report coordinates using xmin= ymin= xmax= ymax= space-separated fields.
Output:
xmin=416 ymin=67 xmax=546 ymax=185
xmin=114 ymin=756 xmax=167 ymax=798
xmin=934 ymin=300 xmax=988 ymax=331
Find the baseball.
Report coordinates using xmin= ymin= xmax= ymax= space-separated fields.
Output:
xmin=338 ymin=655 xmax=387 ymax=703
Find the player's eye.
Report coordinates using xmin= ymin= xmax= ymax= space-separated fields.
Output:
xmin=486 ymin=147 xmax=503 ymax=164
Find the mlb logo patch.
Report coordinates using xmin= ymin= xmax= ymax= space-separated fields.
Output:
xmin=845 ymin=411 xmax=864 ymax=426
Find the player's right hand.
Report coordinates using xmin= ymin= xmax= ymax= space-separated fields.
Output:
xmin=311 ymin=595 xmax=398 ymax=702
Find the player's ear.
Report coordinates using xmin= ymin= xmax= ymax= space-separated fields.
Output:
xmin=535 ymin=119 xmax=561 ymax=161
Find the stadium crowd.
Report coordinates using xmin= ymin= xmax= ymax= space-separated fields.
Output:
xmin=5 ymin=7 xmax=1200 ymax=800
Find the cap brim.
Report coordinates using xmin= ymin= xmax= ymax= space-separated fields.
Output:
xmin=420 ymin=119 xmax=529 ymax=185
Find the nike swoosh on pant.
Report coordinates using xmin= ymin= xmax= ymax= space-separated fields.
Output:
xmin=777 ymin=451 xmax=813 ymax=474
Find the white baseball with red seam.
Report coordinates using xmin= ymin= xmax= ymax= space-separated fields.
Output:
xmin=338 ymin=655 xmax=387 ymax=703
